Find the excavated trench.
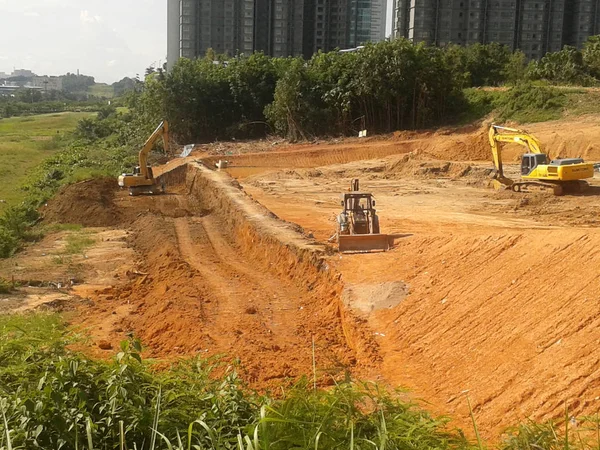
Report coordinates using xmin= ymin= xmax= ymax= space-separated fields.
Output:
xmin=74 ymin=162 xmax=379 ymax=389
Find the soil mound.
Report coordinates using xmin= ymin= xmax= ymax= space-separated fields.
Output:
xmin=424 ymin=127 xmax=491 ymax=161
xmin=384 ymin=154 xmax=494 ymax=184
xmin=42 ymin=178 xmax=122 ymax=227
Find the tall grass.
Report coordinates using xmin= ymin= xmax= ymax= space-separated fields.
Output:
xmin=0 ymin=112 xmax=94 ymax=209
xmin=1 ymin=314 xmax=600 ymax=449
xmin=0 ymin=314 xmax=476 ymax=450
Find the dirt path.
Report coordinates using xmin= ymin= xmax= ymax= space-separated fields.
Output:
xmin=173 ymin=215 xmax=310 ymax=359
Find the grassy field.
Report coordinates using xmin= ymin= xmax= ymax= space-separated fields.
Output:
xmin=0 ymin=112 xmax=93 ymax=209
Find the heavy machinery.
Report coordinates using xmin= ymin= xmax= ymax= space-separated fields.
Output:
xmin=118 ymin=121 xmax=169 ymax=196
xmin=336 ymin=179 xmax=390 ymax=253
xmin=489 ymin=124 xmax=594 ymax=196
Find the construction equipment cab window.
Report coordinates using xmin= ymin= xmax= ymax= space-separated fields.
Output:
xmin=521 ymin=154 xmax=548 ymax=176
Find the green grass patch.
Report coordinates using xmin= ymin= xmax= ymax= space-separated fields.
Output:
xmin=63 ymin=232 xmax=95 ymax=255
xmin=43 ymin=223 xmax=83 ymax=233
xmin=565 ymin=90 xmax=600 ymax=116
xmin=0 ymin=112 xmax=94 ymax=210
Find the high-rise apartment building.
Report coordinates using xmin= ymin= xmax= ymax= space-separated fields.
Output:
xmin=167 ymin=0 xmax=307 ymax=70
xmin=167 ymin=0 xmax=388 ymax=70
xmin=393 ymin=0 xmax=600 ymax=60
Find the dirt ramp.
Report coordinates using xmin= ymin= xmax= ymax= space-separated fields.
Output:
xmin=422 ymin=127 xmax=491 ymax=161
xmin=42 ymin=178 xmax=123 ymax=227
xmin=341 ymin=229 xmax=600 ymax=437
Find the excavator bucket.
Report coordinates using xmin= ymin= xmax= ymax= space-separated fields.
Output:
xmin=492 ymin=175 xmax=513 ymax=191
xmin=338 ymin=234 xmax=390 ymax=254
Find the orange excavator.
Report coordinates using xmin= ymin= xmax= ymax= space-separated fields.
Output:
xmin=118 ymin=121 xmax=169 ymax=196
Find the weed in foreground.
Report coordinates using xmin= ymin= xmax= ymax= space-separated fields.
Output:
xmin=0 ymin=314 xmax=476 ymax=450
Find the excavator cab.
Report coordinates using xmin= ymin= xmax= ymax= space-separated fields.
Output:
xmin=521 ymin=153 xmax=548 ymax=176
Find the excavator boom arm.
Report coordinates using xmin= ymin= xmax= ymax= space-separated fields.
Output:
xmin=489 ymin=124 xmax=545 ymax=187
xmin=139 ymin=121 xmax=170 ymax=179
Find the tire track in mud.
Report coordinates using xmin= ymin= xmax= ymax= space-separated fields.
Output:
xmin=172 ymin=215 xmax=316 ymax=382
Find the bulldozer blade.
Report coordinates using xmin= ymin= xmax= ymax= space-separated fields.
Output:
xmin=338 ymin=234 xmax=390 ymax=254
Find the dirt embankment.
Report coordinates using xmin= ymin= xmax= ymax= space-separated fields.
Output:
xmin=42 ymin=178 xmax=124 ymax=227
xmin=60 ymin=163 xmax=378 ymax=389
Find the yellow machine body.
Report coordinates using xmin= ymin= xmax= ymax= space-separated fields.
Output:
xmin=119 ymin=121 xmax=170 ymax=196
xmin=489 ymin=125 xmax=593 ymax=195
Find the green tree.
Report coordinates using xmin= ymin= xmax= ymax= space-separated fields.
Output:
xmin=528 ymin=46 xmax=591 ymax=85
xmin=503 ymin=50 xmax=528 ymax=85
xmin=583 ymin=35 xmax=600 ymax=79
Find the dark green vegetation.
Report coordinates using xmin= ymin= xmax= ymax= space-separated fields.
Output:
xmin=0 ymin=314 xmax=474 ymax=450
xmin=2 ymin=314 xmax=600 ymax=449
xmin=139 ymin=37 xmax=600 ymax=142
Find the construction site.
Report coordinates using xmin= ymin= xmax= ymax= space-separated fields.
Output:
xmin=3 ymin=115 xmax=600 ymax=440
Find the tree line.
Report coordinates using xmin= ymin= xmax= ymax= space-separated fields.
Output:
xmin=136 ymin=36 xmax=600 ymax=143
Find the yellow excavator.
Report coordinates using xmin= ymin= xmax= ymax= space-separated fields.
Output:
xmin=118 ymin=121 xmax=169 ymax=196
xmin=489 ymin=124 xmax=594 ymax=196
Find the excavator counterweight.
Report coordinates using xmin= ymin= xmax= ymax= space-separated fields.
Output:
xmin=118 ymin=121 xmax=170 ymax=196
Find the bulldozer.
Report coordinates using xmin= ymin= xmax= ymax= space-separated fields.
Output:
xmin=336 ymin=179 xmax=390 ymax=253
xmin=489 ymin=124 xmax=594 ymax=196
xmin=118 ymin=121 xmax=170 ymax=196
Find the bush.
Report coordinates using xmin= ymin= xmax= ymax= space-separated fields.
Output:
xmin=0 ymin=227 xmax=18 ymax=258
xmin=0 ymin=277 xmax=11 ymax=293
xmin=0 ymin=314 xmax=475 ymax=450
xmin=494 ymin=84 xmax=567 ymax=123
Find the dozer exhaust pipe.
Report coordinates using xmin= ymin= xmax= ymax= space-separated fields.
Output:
xmin=338 ymin=234 xmax=390 ymax=254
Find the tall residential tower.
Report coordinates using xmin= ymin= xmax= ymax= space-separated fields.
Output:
xmin=167 ymin=0 xmax=389 ymax=70
xmin=393 ymin=0 xmax=600 ymax=59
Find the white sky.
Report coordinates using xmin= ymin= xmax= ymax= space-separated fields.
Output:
xmin=0 ymin=0 xmax=166 ymax=83
xmin=0 ymin=0 xmax=394 ymax=84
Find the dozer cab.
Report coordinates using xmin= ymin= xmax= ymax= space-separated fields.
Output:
xmin=336 ymin=179 xmax=390 ymax=253
xmin=118 ymin=121 xmax=169 ymax=196
xmin=489 ymin=125 xmax=594 ymax=196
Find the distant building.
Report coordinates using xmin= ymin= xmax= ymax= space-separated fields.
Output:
xmin=167 ymin=0 xmax=389 ymax=70
xmin=0 ymin=72 xmax=9 ymax=80
xmin=393 ymin=0 xmax=600 ymax=59
xmin=369 ymin=0 xmax=388 ymax=43
xmin=31 ymin=76 xmax=63 ymax=92
xmin=298 ymin=0 xmax=388 ymax=53
xmin=11 ymin=69 xmax=37 ymax=78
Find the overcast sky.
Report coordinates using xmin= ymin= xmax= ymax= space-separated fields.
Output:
xmin=0 ymin=0 xmax=393 ymax=84
xmin=0 ymin=0 xmax=166 ymax=83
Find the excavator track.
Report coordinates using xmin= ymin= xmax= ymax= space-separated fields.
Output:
xmin=129 ymin=182 xmax=166 ymax=196
xmin=510 ymin=181 xmax=564 ymax=196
